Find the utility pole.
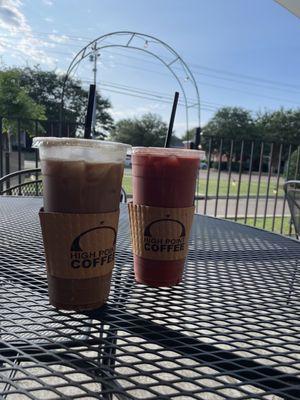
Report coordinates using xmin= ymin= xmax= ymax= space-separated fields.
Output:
xmin=91 ymin=42 xmax=99 ymax=85
xmin=89 ymin=43 xmax=100 ymax=138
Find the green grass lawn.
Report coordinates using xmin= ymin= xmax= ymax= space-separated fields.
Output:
xmin=232 ymin=217 xmax=295 ymax=236
xmin=196 ymin=175 xmax=284 ymax=197
xmin=122 ymin=172 xmax=285 ymax=198
xmin=122 ymin=175 xmax=132 ymax=195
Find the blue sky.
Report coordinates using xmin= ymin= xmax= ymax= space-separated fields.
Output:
xmin=0 ymin=0 xmax=299 ymax=136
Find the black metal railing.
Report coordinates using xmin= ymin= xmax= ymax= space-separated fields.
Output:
xmin=0 ymin=116 xmax=299 ymax=237
xmin=0 ymin=115 xmax=84 ymax=180
xmin=195 ymin=136 xmax=300 ymax=236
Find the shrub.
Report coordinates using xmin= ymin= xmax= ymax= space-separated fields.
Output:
xmin=285 ymin=150 xmax=300 ymax=180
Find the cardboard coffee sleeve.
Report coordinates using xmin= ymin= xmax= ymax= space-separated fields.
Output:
xmin=128 ymin=203 xmax=194 ymax=261
xmin=39 ymin=209 xmax=120 ymax=279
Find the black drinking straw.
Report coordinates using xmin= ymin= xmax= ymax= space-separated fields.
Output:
xmin=164 ymin=91 xmax=179 ymax=148
xmin=84 ymin=84 xmax=96 ymax=139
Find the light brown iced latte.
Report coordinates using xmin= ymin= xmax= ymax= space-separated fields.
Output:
xmin=33 ymin=138 xmax=130 ymax=310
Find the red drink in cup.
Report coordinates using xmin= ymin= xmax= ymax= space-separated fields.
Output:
xmin=131 ymin=147 xmax=200 ymax=287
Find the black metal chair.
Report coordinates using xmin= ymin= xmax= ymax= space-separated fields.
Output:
xmin=283 ymin=180 xmax=300 ymax=239
xmin=0 ymin=168 xmax=127 ymax=202
xmin=283 ymin=181 xmax=300 ymax=303
xmin=0 ymin=169 xmax=43 ymax=196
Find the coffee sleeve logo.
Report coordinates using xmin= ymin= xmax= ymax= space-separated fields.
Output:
xmin=143 ymin=215 xmax=186 ymax=253
xmin=70 ymin=221 xmax=117 ymax=269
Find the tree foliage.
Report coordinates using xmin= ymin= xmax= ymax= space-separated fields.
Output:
xmin=285 ymin=149 xmax=300 ymax=180
xmin=0 ymin=69 xmax=46 ymax=133
xmin=110 ymin=113 xmax=168 ymax=147
xmin=181 ymin=128 xmax=196 ymax=142
xmin=0 ymin=66 xmax=114 ymax=137
xmin=195 ymin=107 xmax=300 ymax=171
xmin=19 ymin=67 xmax=114 ymax=136
xmin=202 ymin=107 xmax=256 ymax=139
xmin=201 ymin=107 xmax=257 ymax=159
xmin=256 ymin=108 xmax=300 ymax=144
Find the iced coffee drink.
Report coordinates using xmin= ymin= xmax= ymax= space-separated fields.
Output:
xmin=33 ymin=137 xmax=130 ymax=310
xmin=42 ymin=160 xmax=124 ymax=213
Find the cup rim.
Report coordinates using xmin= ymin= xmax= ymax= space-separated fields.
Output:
xmin=132 ymin=147 xmax=201 ymax=158
xmin=32 ymin=137 xmax=130 ymax=151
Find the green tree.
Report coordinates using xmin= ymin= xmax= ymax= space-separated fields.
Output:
xmin=257 ymin=108 xmax=300 ymax=143
xmin=169 ymin=134 xmax=184 ymax=148
xmin=0 ymin=70 xmax=45 ymax=118
xmin=0 ymin=69 xmax=46 ymax=134
xmin=18 ymin=67 xmax=114 ymax=136
xmin=256 ymin=108 xmax=300 ymax=170
xmin=182 ymin=128 xmax=196 ymax=142
xmin=201 ymin=107 xmax=258 ymax=169
xmin=202 ymin=107 xmax=257 ymax=149
xmin=110 ymin=113 xmax=168 ymax=147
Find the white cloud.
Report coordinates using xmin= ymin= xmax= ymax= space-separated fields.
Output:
xmin=110 ymin=105 xmax=161 ymax=120
xmin=55 ymin=67 xmax=66 ymax=76
xmin=17 ymin=35 xmax=54 ymax=65
xmin=0 ymin=0 xmax=30 ymax=33
xmin=0 ymin=0 xmax=55 ymax=67
xmin=48 ymin=33 xmax=69 ymax=43
xmin=44 ymin=16 xmax=53 ymax=23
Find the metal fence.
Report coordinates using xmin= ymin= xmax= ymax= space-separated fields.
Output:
xmin=195 ymin=136 xmax=299 ymax=236
xmin=0 ymin=116 xmax=83 ymax=178
xmin=0 ymin=116 xmax=298 ymax=237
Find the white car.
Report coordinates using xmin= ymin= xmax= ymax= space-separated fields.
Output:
xmin=125 ymin=154 xmax=132 ymax=167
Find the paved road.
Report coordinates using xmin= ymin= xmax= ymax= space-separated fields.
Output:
xmin=195 ymin=197 xmax=289 ymax=219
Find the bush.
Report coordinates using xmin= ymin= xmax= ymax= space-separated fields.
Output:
xmin=211 ymin=161 xmax=228 ymax=170
xmin=285 ymin=150 xmax=300 ymax=180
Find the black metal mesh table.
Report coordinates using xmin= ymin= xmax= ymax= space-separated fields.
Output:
xmin=1 ymin=197 xmax=300 ymax=400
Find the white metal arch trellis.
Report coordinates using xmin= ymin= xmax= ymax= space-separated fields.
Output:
xmin=60 ymin=31 xmax=201 ymax=140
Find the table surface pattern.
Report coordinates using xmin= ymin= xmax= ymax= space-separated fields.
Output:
xmin=0 ymin=196 xmax=300 ymax=400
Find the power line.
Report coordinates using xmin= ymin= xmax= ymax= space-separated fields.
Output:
xmin=0 ymin=40 xmax=216 ymax=109
xmin=189 ymin=63 xmax=300 ymax=91
xmin=14 ymin=30 xmax=300 ymax=93
xmin=9 ymin=42 xmax=300 ymax=107
xmin=79 ymin=79 xmax=218 ymax=111
xmin=195 ymin=80 xmax=300 ymax=106
xmin=95 ymin=60 xmax=300 ymax=106
xmin=94 ymin=47 xmax=300 ymax=96
xmin=98 ymin=86 xmax=217 ymax=112
xmin=81 ymin=78 xmax=223 ymax=108
xmin=12 ymin=29 xmax=299 ymax=90
xmin=1 ymin=30 xmax=300 ymax=106
xmin=2 ymin=41 xmax=300 ymax=107
xmin=191 ymin=70 xmax=300 ymax=95
xmin=87 ymin=45 xmax=300 ymax=94
xmin=2 ymin=30 xmax=300 ymax=93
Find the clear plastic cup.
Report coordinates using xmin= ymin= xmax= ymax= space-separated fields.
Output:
xmin=132 ymin=147 xmax=200 ymax=287
xmin=33 ymin=137 xmax=130 ymax=310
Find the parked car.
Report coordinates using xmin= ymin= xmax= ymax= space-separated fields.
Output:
xmin=200 ymin=161 xmax=207 ymax=170
xmin=125 ymin=154 xmax=132 ymax=167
